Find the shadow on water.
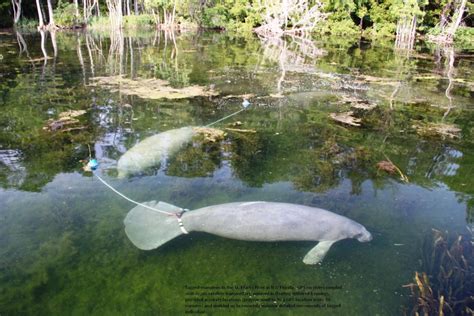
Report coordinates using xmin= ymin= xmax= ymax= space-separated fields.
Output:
xmin=0 ymin=29 xmax=473 ymax=315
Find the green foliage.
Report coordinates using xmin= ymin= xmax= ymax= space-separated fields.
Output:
xmin=123 ymin=14 xmax=155 ymax=27
xmin=54 ymin=3 xmax=83 ymax=28
xmin=316 ymin=11 xmax=360 ymax=36
xmin=16 ymin=18 xmax=38 ymax=30
xmin=454 ymin=27 xmax=474 ymax=48
xmin=201 ymin=4 xmax=229 ymax=29
xmin=427 ymin=26 xmax=474 ymax=48
xmin=88 ymin=16 xmax=111 ymax=30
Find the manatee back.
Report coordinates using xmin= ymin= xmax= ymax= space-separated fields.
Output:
xmin=117 ymin=127 xmax=195 ymax=177
xmin=183 ymin=202 xmax=360 ymax=242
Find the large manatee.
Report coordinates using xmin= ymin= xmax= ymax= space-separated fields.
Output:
xmin=117 ymin=127 xmax=196 ymax=178
xmin=124 ymin=201 xmax=372 ymax=264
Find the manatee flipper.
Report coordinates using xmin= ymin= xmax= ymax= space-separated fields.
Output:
xmin=303 ymin=240 xmax=336 ymax=264
xmin=124 ymin=201 xmax=184 ymax=250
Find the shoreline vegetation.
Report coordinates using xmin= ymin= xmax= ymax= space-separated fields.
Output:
xmin=0 ymin=1 xmax=472 ymax=48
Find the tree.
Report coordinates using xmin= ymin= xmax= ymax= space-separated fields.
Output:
xmin=145 ymin=0 xmax=178 ymax=28
xmin=73 ymin=0 xmax=79 ymax=18
xmin=11 ymin=0 xmax=21 ymax=24
xmin=394 ymin=0 xmax=423 ymax=50
xmin=35 ymin=0 xmax=44 ymax=28
xmin=46 ymin=0 xmax=56 ymax=28
xmin=433 ymin=0 xmax=468 ymax=43
xmin=106 ymin=0 xmax=123 ymax=28
xmin=254 ymin=0 xmax=327 ymax=37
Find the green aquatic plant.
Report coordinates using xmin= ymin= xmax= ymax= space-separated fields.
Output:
xmin=403 ymin=229 xmax=474 ymax=315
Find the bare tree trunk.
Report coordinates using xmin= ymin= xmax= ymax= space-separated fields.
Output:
xmin=439 ymin=0 xmax=453 ymax=29
xmin=83 ymin=0 xmax=88 ymax=21
xmin=46 ymin=0 xmax=56 ymax=29
xmin=11 ymin=0 xmax=22 ymax=24
xmin=446 ymin=0 xmax=467 ymax=41
xmin=134 ymin=0 xmax=138 ymax=15
xmin=106 ymin=0 xmax=123 ymax=29
xmin=430 ymin=0 xmax=467 ymax=43
xmin=36 ymin=0 xmax=45 ymax=29
xmin=171 ymin=0 xmax=176 ymax=26
xmin=395 ymin=15 xmax=417 ymax=50
xmin=126 ymin=0 xmax=131 ymax=16
xmin=95 ymin=0 xmax=100 ymax=17
xmin=73 ymin=0 xmax=79 ymax=18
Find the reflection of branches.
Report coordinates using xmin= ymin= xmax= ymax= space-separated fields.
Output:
xmin=50 ymin=30 xmax=58 ymax=58
xmin=39 ymin=30 xmax=48 ymax=80
xmin=86 ymin=33 xmax=106 ymax=67
xmin=257 ymin=34 xmax=325 ymax=95
xmin=388 ymin=53 xmax=413 ymax=110
xmin=107 ymin=30 xmax=125 ymax=75
xmin=15 ymin=31 xmax=29 ymax=57
xmin=255 ymin=0 xmax=327 ymax=38
xmin=85 ymin=34 xmax=95 ymax=77
xmin=0 ymin=149 xmax=26 ymax=187
xmin=77 ymin=37 xmax=86 ymax=85
xmin=442 ymin=46 xmax=455 ymax=120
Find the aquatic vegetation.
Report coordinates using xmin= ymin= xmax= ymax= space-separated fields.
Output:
xmin=403 ymin=229 xmax=474 ymax=315
xmin=413 ymin=122 xmax=462 ymax=139
xmin=192 ymin=127 xmax=226 ymax=143
xmin=89 ymin=76 xmax=218 ymax=100
xmin=329 ymin=111 xmax=362 ymax=127
xmin=43 ymin=110 xmax=87 ymax=132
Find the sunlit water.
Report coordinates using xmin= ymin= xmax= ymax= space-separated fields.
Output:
xmin=0 ymin=30 xmax=473 ymax=315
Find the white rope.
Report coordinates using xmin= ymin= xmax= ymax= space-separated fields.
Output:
xmin=93 ymin=172 xmax=175 ymax=216
xmin=205 ymin=108 xmax=246 ymax=127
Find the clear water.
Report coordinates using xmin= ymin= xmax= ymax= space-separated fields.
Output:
xmin=0 ymin=30 xmax=473 ymax=315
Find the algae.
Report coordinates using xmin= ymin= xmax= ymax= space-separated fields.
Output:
xmin=89 ymin=75 xmax=219 ymax=100
xmin=329 ymin=111 xmax=362 ymax=127
xmin=413 ymin=122 xmax=462 ymax=139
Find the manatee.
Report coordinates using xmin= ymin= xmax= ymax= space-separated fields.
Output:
xmin=124 ymin=201 xmax=372 ymax=264
xmin=117 ymin=127 xmax=196 ymax=178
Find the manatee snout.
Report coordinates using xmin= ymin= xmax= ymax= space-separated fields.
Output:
xmin=355 ymin=227 xmax=372 ymax=242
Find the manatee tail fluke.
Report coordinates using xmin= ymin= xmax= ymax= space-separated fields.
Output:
xmin=124 ymin=201 xmax=185 ymax=250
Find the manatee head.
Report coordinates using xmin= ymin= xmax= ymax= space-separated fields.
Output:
xmin=353 ymin=225 xmax=372 ymax=242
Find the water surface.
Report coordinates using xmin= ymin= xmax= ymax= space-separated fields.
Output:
xmin=0 ymin=30 xmax=473 ymax=315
